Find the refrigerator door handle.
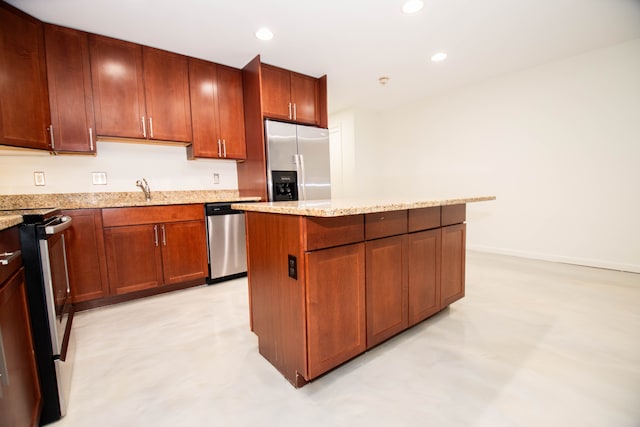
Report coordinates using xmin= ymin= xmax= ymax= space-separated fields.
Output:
xmin=297 ymin=154 xmax=307 ymax=201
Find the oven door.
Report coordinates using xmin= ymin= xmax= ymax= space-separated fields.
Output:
xmin=39 ymin=230 xmax=73 ymax=360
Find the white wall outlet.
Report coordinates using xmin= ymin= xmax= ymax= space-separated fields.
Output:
xmin=34 ymin=171 xmax=46 ymax=186
xmin=213 ymin=173 xmax=220 ymax=184
xmin=92 ymin=172 xmax=107 ymax=185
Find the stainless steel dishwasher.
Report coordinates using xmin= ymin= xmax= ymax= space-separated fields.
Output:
xmin=204 ymin=202 xmax=248 ymax=284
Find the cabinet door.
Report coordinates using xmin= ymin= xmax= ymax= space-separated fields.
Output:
xmin=408 ymin=229 xmax=441 ymax=326
xmin=142 ymin=47 xmax=192 ymax=142
xmin=0 ymin=268 xmax=41 ymax=427
xmin=290 ymin=72 xmax=318 ymax=125
xmin=0 ymin=3 xmax=50 ymax=150
xmin=188 ymin=58 xmax=221 ymax=158
xmin=89 ymin=35 xmax=146 ymax=139
xmin=441 ymin=223 xmax=466 ymax=307
xmin=160 ymin=220 xmax=208 ymax=285
xmin=217 ymin=65 xmax=246 ymax=159
xmin=306 ymin=243 xmax=366 ymax=379
xmin=365 ymin=235 xmax=408 ymax=348
xmin=44 ymin=24 xmax=95 ymax=153
xmin=261 ymin=64 xmax=292 ymax=120
xmin=62 ymin=209 xmax=109 ymax=303
xmin=104 ymin=225 xmax=163 ymax=295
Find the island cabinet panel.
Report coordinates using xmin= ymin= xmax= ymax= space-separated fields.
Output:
xmin=188 ymin=59 xmax=246 ymax=159
xmin=44 ymin=24 xmax=96 ymax=153
xmin=305 ymin=243 xmax=366 ymax=379
xmin=365 ymin=235 xmax=409 ymax=348
xmin=408 ymin=206 xmax=441 ymax=232
xmin=89 ymin=34 xmax=146 ymax=139
xmin=365 ymin=210 xmax=408 ymax=240
xmin=408 ymin=229 xmax=441 ymax=326
xmin=104 ymin=224 xmax=164 ymax=295
xmin=62 ymin=209 xmax=109 ymax=303
xmin=442 ymin=204 xmax=466 ymax=226
xmin=441 ymin=223 xmax=466 ymax=307
xmin=304 ymin=215 xmax=364 ymax=251
xmin=245 ymin=212 xmax=307 ymax=385
xmin=0 ymin=2 xmax=50 ymax=150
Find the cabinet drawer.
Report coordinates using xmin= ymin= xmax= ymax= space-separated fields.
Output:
xmin=441 ymin=204 xmax=466 ymax=226
xmin=102 ymin=204 xmax=204 ymax=227
xmin=305 ymin=215 xmax=364 ymax=251
xmin=365 ymin=210 xmax=407 ymax=240
xmin=408 ymin=207 xmax=441 ymax=232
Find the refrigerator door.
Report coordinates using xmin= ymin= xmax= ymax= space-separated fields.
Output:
xmin=265 ymin=120 xmax=298 ymax=201
xmin=297 ymin=124 xmax=331 ymax=200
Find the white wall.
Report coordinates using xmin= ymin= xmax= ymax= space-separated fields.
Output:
xmin=0 ymin=140 xmax=238 ymax=194
xmin=331 ymin=39 xmax=640 ymax=273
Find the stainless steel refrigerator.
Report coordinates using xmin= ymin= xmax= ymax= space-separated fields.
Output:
xmin=265 ymin=119 xmax=331 ymax=201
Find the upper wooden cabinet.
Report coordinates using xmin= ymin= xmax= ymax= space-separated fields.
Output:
xmin=44 ymin=24 xmax=96 ymax=153
xmin=261 ymin=63 xmax=322 ymax=126
xmin=188 ymin=59 xmax=246 ymax=160
xmin=0 ymin=2 xmax=51 ymax=150
xmin=89 ymin=35 xmax=192 ymax=143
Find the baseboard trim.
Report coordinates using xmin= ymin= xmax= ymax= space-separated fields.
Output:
xmin=467 ymin=244 xmax=640 ymax=274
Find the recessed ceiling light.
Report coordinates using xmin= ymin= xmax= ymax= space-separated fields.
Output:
xmin=255 ymin=28 xmax=274 ymax=41
xmin=431 ymin=52 xmax=448 ymax=62
xmin=402 ymin=0 xmax=424 ymax=14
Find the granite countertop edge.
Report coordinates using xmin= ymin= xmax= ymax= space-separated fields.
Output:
xmin=232 ymin=195 xmax=496 ymax=217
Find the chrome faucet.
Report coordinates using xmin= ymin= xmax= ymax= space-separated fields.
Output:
xmin=136 ymin=178 xmax=151 ymax=201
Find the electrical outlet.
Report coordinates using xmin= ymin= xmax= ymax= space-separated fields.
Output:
xmin=213 ymin=173 xmax=220 ymax=184
xmin=92 ymin=172 xmax=107 ymax=185
xmin=34 ymin=171 xmax=46 ymax=186
xmin=288 ymin=255 xmax=297 ymax=280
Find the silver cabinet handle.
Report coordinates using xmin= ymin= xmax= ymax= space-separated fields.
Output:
xmin=48 ymin=124 xmax=55 ymax=149
xmin=141 ymin=116 xmax=147 ymax=138
xmin=222 ymin=139 xmax=227 ymax=158
xmin=288 ymin=102 xmax=292 ymax=120
xmin=161 ymin=225 xmax=166 ymax=246
xmin=149 ymin=117 xmax=154 ymax=138
xmin=217 ymin=139 xmax=222 ymax=157
xmin=44 ymin=216 xmax=73 ymax=235
xmin=154 ymin=225 xmax=158 ymax=247
xmin=89 ymin=127 xmax=94 ymax=151
xmin=293 ymin=103 xmax=297 ymax=121
xmin=0 ymin=250 xmax=21 ymax=266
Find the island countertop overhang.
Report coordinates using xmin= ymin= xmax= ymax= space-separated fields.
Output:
xmin=232 ymin=195 xmax=496 ymax=217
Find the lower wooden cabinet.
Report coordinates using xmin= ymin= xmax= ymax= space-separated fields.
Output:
xmin=62 ymin=209 xmax=109 ymax=302
xmin=365 ymin=235 xmax=408 ymax=348
xmin=441 ymin=223 xmax=466 ymax=307
xmin=102 ymin=205 xmax=208 ymax=296
xmin=408 ymin=228 xmax=442 ymax=326
xmin=306 ymin=243 xmax=366 ymax=379
xmin=0 ymin=267 xmax=42 ymax=427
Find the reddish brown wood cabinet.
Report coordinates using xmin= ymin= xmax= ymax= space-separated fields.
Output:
xmin=44 ymin=24 xmax=96 ymax=153
xmin=0 ymin=227 xmax=41 ymax=427
xmin=261 ymin=63 xmax=322 ymax=126
xmin=90 ymin=35 xmax=192 ymax=143
xmin=245 ymin=204 xmax=468 ymax=387
xmin=188 ymin=59 xmax=246 ymax=159
xmin=0 ymin=2 xmax=50 ymax=150
xmin=102 ymin=205 xmax=207 ymax=296
xmin=62 ymin=209 xmax=109 ymax=302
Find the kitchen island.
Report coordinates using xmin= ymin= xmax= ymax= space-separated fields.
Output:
xmin=232 ymin=195 xmax=495 ymax=387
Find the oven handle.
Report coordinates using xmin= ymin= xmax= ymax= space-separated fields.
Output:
xmin=0 ymin=250 xmax=21 ymax=266
xmin=45 ymin=216 xmax=73 ymax=235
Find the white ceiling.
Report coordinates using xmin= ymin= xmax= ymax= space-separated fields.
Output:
xmin=7 ymin=0 xmax=640 ymax=114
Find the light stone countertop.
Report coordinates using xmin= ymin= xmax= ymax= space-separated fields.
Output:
xmin=232 ymin=195 xmax=496 ymax=217
xmin=0 ymin=214 xmax=22 ymax=231
xmin=0 ymin=190 xmax=261 ymax=210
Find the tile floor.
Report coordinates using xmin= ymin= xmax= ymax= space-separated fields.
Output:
xmin=51 ymin=252 xmax=640 ymax=427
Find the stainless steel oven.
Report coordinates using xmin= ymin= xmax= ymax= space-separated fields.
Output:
xmin=18 ymin=210 xmax=75 ymax=425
